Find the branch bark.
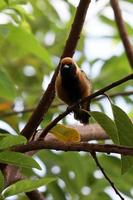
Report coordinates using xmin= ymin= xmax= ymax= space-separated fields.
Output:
xmin=61 ymin=0 xmax=91 ymax=58
xmin=111 ymin=0 xmax=133 ymax=69
xmin=21 ymin=0 xmax=91 ymax=140
xmin=71 ymin=124 xmax=109 ymax=141
xmin=14 ymin=140 xmax=133 ymax=156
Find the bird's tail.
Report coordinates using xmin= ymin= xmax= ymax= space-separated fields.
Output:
xmin=73 ymin=100 xmax=90 ymax=124
xmin=74 ymin=109 xmax=89 ymax=124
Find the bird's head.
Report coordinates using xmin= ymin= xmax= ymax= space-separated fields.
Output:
xmin=60 ymin=57 xmax=77 ymax=78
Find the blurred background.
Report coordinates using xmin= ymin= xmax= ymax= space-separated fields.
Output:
xmin=0 ymin=0 xmax=133 ymax=199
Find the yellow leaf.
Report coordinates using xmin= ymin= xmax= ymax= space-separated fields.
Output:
xmin=51 ymin=124 xmax=80 ymax=143
xmin=0 ymin=102 xmax=12 ymax=111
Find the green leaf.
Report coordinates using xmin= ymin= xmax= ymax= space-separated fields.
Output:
xmin=8 ymin=0 xmax=27 ymax=4
xmin=0 ymin=1 xmax=6 ymax=10
xmin=51 ymin=124 xmax=81 ymax=142
xmin=0 ymin=135 xmax=27 ymax=150
xmin=112 ymin=104 xmax=133 ymax=145
xmin=95 ymin=54 xmax=131 ymax=90
xmin=2 ymin=25 xmax=53 ymax=67
xmin=0 ymin=68 xmax=16 ymax=100
xmin=10 ymin=26 xmax=52 ymax=66
xmin=0 ymin=133 xmax=11 ymax=137
xmin=2 ymin=177 xmax=56 ymax=197
xmin=112 ymin=104 xmax=133 ymax=174
xmin=0 ymin=170 xmax=4 ymax=192
xmin=89 ymin=111 xmax=118 ymax=143
xmin=100 ymin=15 xmax=133 ymax=36
xmin=0 ymin=151 xmax=40 ymax=169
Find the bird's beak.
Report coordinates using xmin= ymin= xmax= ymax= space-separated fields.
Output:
xmin=63 ymin=64 xmax=70 ymax=69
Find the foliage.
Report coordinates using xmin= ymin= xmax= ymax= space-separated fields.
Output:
xmin=0 ymin=0 xmax=133 ymax=200
xmin=2 ymin=177 xmax=56 ymax=198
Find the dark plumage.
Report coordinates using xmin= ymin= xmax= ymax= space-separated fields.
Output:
xmin=55 ymin=57 xmax=91 ymax=124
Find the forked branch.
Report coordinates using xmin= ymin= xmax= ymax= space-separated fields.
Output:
xmin=21 ymin=0 xmax=91 ymax=140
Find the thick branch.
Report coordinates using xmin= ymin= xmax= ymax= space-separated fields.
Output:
xmin=21 ymin=0 xmax=91 ymax=140
xmin=71 ymin=124 xmax=109 ymax=141
xmin=111 ymin=0 xmax=133 ymax=69
xmin=14 ymin=140 xmax=133 ymax=156
xmin=62 ymin=0 xmax=91 ymax=57
xmin=91 ymin=152 xmax=124 ymax=200
xmin=2 ymin=2 xmax=92 ymax=196
xmin=40 ymin=73 xmax=133 ymax=138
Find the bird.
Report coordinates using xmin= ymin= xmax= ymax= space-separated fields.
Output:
xmin=55 ymin=57 xmax=91 ymax=124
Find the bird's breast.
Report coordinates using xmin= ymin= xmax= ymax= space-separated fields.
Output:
xmin=61 ymin=76 xmax=82 ymax=104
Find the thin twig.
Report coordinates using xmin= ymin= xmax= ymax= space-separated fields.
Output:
xmin=21 ymin=0 xmax=91 ymax=140
xmin=111 ymin=0 xmax=133 ymax=69
xmin=0 ymin=103 xmax=62 ymax=118
xmin=40 ymin=73 xmax=133 ymax=138
xmin=95 ymin=90 xmax=133 ymax=101
xmin=45 ymin=123 xmax=109 ymax=142
xmin=14 ymin=140 xmax=133 ymax=156
xmin=0 ymin=108 xmax=35 ymax=118
xmin=91 ymin=152 xmax=124 ymax=200
xmin=1 ymin=91 xmax=132 ymax=118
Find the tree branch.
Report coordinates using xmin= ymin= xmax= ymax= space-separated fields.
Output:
xmin=14 ymin=140 xmax=133 ymax=156
xmin=40 ymin=73 xmax=133 ymax=138
xmin=96 ymin=90 xmax=133 ymax=101
xmin=21 ymin=0 xmax=91 ymax=140
xmin=110 ymin=0 xmax=133 ymax=69
xmin=61 ymin=0 xmax=91 ymax=58
xmin=91 ymin=152 xmax=124 ymax=200
xmin=71 ymin=124 xmax=109 ymax=141
xmin=1 ymin=91 xmax=132 ymax=118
